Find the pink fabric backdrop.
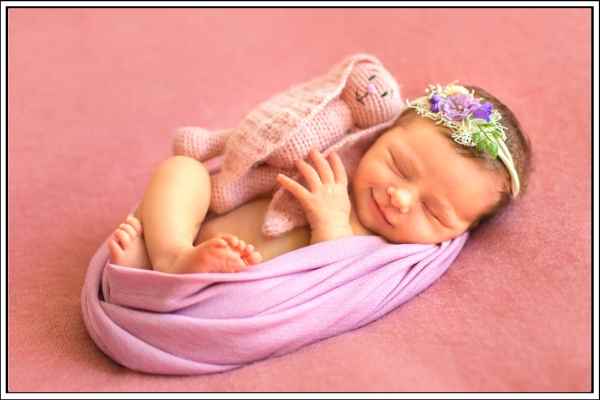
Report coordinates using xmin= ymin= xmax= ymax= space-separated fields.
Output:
xmin=8 ymin=8 xmax=591 ymax=392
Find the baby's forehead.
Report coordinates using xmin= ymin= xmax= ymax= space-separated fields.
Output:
xmin=380 ymin=119 xmax=493 ymax=176
xmin=382 ymin=119 xmax=453 ymax=153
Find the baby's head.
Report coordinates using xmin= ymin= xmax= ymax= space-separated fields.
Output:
xmin=351 ymin=83 xmax=532 ymax=244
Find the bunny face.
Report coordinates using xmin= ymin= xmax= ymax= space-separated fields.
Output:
xmin=340 ymin=61 xmax=403 ymax=128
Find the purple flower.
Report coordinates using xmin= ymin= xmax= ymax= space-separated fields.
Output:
xmin=440 ymin=94 xmax=481 ymax=121
xmin=429 ymin=94 xmax=443 ymax=112
xmin=472 ymin=102 xmax=493 ymax=121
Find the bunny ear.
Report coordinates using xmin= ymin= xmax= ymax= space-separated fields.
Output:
xmin=219 ymin=53 xmax=385 ymax=181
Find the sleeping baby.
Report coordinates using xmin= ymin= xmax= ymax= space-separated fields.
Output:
xmin=107 ymin=82 xmax=531 ymax=274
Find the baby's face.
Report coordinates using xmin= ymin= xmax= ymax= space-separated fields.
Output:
xmin=351 ymin=114 xmax=506 ymax=244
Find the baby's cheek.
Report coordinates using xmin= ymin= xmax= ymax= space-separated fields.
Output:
xmin=383 ymin=215 xmax=437 ymax=244
xmin=350 ymin=170 xmax=370 ymax=192
xmin=355 ymin=163 xmax=391 ymax=189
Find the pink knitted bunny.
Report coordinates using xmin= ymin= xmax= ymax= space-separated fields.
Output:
xmin=173 ymin=53 xmax=404 ymax=237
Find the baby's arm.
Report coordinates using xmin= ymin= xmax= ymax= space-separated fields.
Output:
xmin=276 ymin=149 xmax=353 ymax=244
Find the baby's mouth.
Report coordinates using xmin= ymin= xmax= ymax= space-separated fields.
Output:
xmin=370 ymin=188 xmax=393 ymax=227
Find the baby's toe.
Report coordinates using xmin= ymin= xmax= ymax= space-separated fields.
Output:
xmin=237 ymin=239 xmax=248 ymax=252
xmin=108 ymin=238 xmax=125 ymax=261
xmin=125 ymin=215 xmax=143 ymax=235
xmin=119 ymin=223 xmax=137 ymax=239
xmin=219 ymin=234 xmax=240 ymax=248
xmin=114 ymin=229 xmax=132 ymax=247
xmin=242 ymin=243 xmax=254 ymax=256
xmin=247 ymin=250 xmax=263 ymax=265
xmin=205 ymin=237 xmax=228 ymax=249
xmin=243 ymin=244 xmax=263 ymax=265
xmin=108 ymin=238 xmax=123 ymax=253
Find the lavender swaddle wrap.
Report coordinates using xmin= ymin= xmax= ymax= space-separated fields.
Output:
xmin=82 ymin=103 xmax=470 ymax=375
xmin=81 ymin=228 xmax=468 ymax=375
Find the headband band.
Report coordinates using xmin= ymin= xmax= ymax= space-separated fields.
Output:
xmin=406 ymin=82 xmax=520 ymax=198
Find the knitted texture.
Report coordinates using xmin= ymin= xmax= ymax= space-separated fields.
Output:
xmin=173 ymin=127 xmax=231 ymax=161
xmin=173 ymin=53 xmax=404 ymax=236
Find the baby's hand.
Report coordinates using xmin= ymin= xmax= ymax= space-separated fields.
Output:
xmin=277 ymin=149 xmax=353 ymax=243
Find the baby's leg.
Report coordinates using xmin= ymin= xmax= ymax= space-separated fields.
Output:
xmin=132 ymin=155 xmax=210 ymax=273
xmin=132 ymin=155 xmax=261 ymax=273
xmin=107 ymin=214 xmax=262 ymax=273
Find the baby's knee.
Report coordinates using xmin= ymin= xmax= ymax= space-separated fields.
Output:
xmin=159 ymin=155 xmax=211 ymax=183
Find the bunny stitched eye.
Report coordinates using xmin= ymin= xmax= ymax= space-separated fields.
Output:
xmin=368 ymin=75 xmax=376 ymax=81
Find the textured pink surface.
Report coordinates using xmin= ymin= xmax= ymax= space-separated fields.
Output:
xmin=8 ymin=8 xmax=591 ymax=392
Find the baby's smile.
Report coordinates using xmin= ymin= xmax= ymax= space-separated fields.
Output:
xmin=370 ymin=188 xmax=394 ymax=227
xmin=351 ymin=112 xmax=506 ymax=244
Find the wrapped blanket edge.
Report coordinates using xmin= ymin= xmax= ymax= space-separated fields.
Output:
xmin=81 ymin=221 xmax=469 ymax=375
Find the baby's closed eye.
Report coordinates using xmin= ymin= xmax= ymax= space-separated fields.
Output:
xmin=388 ymin=150 xmax=405 ymax=178
xmin=422 ymin=202 xmax=440 ymax=222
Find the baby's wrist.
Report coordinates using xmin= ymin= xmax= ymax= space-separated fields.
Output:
xmin=310 ymin=223 xmax=354 ymax=244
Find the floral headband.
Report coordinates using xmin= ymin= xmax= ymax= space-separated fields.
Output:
xmin=406 ymin=82 xmax=520 ymax=198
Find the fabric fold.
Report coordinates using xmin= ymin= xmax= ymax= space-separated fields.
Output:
xmin=82 ymin=232 xmax=469 ymax=375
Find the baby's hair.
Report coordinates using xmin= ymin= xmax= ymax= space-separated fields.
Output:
xmin=395 ymin=85 xmax=533 ymax=230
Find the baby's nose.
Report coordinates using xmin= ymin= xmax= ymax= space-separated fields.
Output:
xmin=387 ymin=187 xmax=412 ymax=213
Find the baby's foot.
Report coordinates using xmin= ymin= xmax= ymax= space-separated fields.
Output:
xmin=107 ymin=215 xmax=152 ymax=269
xmin=172 ymin=234 xmax=263 ymax=274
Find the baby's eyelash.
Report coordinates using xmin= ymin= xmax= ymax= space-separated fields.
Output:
xmin=391 ymin=163 xmax=403 ymax=177
xmin=388 ymin=151 xmax=405 ymax=177
xmin=423 ymin=202 xmax=440 ymax=222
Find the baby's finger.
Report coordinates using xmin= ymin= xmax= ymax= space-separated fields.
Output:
xmin=295 ymin=159 xmax=321 ymax=191
xmin=309 ymin=149 xmax=335 ymax=184
xmin=277 ymin=174 xmax=311 ymax=204
xmin=328 ymin=152 xmax=348 ymax=185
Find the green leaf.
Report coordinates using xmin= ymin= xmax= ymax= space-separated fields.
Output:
xmin=483 ymin=140 xmax=498 ymax=158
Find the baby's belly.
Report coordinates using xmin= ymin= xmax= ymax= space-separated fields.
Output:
xmin=195 ymin=197 xmax=311 ymax=262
